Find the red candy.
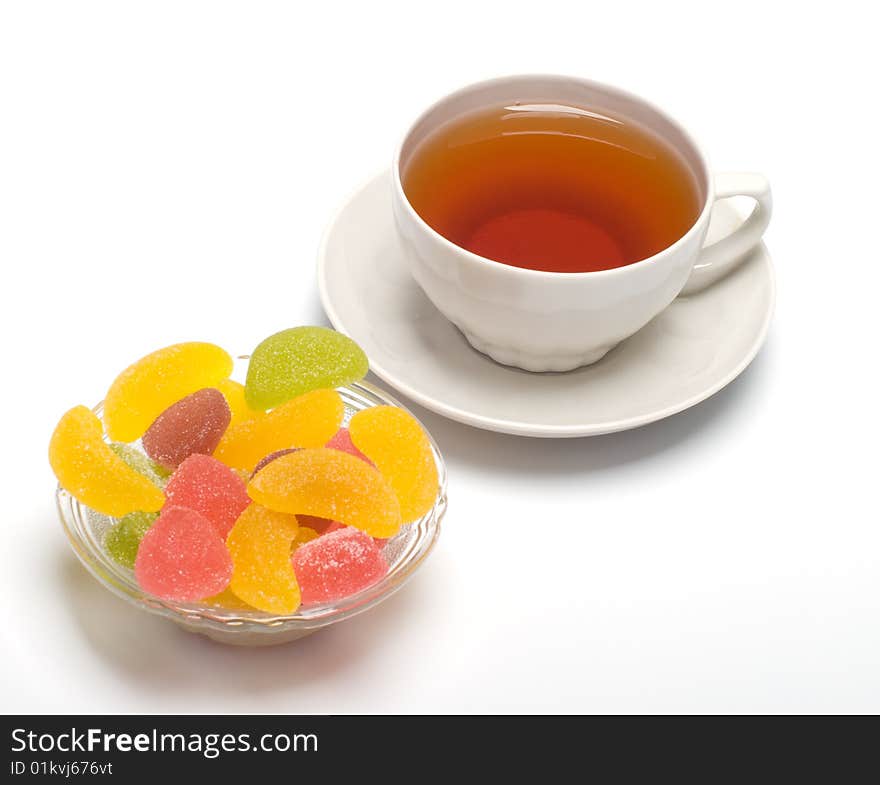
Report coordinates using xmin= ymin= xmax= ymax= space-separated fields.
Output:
xmin=250 ymin=448 xmax=300 ymax=479
xmin=142 ymin=388 xmax=231 ymax=470
xmin=164 ymin=454 xmax=251 ymax=538
xmin=325 ymin=427 xmax=373 ymax=466
xmin=134 ymin=506 xmax=232 ymax=602
xmin=292 ymin=526 xmax=388 ymax=605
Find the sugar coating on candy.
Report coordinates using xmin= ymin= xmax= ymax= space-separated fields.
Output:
xmin=227 ymin=504 xmax=301 ymax=614
xmin=215 ymin=388 xmax=344 ymax=472
xmin=325 ymin=428 xmax=373 ymax=466
xmin=49 ymin=406 xmax=165 ymax=517
xmin=142 ymin=388 xmax=230 ymax=470
xmin=109 ymin=443 xmax=171 ymax=488
xmin=245 ymin=326 xmax=369 ymax=410
xmin=292 ymin=527 xmax=388 ymax=605
xmin=248 ymin=447 xmax=403 ymax=538
xmin=104 ymin=511 xmax=158 ymax=569
xmin=216 ymin=379 xmax=260 ymax=428
xmin=164 ymin=454 xmax=250 ymax=538
xmin=293 ymin=526 xmax=320 ymax=548
xmin=251 ymin=448 xmax=300 ymax=478
xmin=349 ymin=405 xmax=439 ymax=523
xmin=104 ymin=342 xmax=233 ymax=442
xmin=135 ymin=506 xmax=232 ymax=602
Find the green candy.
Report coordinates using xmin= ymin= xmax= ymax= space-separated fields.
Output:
xmin=245 ymin=326 xmax=369 ymax=411
xmin=110 ymin=443 xmax=171 ymax=487
xmin=104 ymin=511 xmax=158 ymax=569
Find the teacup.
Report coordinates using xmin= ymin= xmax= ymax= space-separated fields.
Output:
xmin=391 ymin=74 xmax=771 ymax=372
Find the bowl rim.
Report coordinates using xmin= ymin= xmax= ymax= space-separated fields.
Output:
xmin=56 ymin=379 xmax=447 ymax=635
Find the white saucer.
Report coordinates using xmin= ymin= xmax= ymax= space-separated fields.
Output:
xmin=317 ymin=171 xmax=775 ymax=438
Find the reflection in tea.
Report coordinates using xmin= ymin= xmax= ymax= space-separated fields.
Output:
xmin=402 ymin=102 xmax=701 ymax=273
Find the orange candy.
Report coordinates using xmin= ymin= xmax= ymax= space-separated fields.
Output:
xmin=248 ymin=448 xmax=402 ymax=538
xmin=216 ymin=379 xmax=260 ymax=428
xmin=103 ymin=342 xmax=233 ymax=442
xmin=49 ymin=406 xmax=165 ymax=517
xmin=226 ymin=504 xmax=301 ymax=614
xmin=214 ymin=389 xmax=344 ymax=472
xmin=349 ymin=405 xmax=439 ymax=522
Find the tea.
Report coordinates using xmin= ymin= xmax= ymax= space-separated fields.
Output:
xmin=402 ymin=102 xmax=702 ymax=273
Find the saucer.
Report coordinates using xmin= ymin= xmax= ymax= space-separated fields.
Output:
xmin=317 ymin=171 xmax=775 ymax=438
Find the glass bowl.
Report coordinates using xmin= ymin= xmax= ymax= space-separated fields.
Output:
xmin=57 ymin=380 xmax=447 ymax=646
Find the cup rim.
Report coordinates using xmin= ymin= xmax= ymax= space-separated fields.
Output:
xmin=392 ymin=72 xmax=715 ymax=281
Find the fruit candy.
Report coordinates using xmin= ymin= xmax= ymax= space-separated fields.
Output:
xmin=216 ymin=379 xmax=259 ymax=428
xmin=142 ymin=388 xmax=230 ymax=469
xmin=135 ymin=506 xmax=232 ymax=602
xmin=49 ymin=406 xmax=165 ymax=517
xmin=104 ymin=511 xmax=158 ymax=569
xmin=349 ymin=405 xmax=438 ymax=522
xmin=104 ymin=342 xmax=233 ymax=442
xmin=292 ymin=527 xmax=388 ymax=605
xmin=226 ymin=504 xmax=301 ymax=614
xmin=245 ymin=326 xmax=368 ymax=410
xmin=215 ymin=388 xmax=343 ymax=472
xmin=251 ymin=448 xmax=300 ymax=478
xmin=325 ymin=427 xmax=373 ymax=466
xmin=293 ymin=526 xmax=320 ymax=548
xmin=248 ymin=447 xmax=402 ymax=538
xmin=296 ymin=515 xmax=338 ymax=535
xmin=164 ymin=454 xmax=250 ymax=538
xmin=109 ymin=443 xmax=171 ymax=487
xmin=204 ymin=588 xmax=255 ymax=611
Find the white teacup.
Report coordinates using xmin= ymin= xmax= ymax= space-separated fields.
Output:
xmin=391 ymin=74 xmax=772 ymax=372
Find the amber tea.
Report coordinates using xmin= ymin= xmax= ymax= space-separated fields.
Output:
xmin=402 ymin=102 xmax=701 ymax=273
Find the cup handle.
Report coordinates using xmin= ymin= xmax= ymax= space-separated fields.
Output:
xmin=680 ymin=172 xmax=772 ymax=297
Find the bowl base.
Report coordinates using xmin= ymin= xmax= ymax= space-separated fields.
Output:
xmin=176 ymin=618 xmax=318 ymax=646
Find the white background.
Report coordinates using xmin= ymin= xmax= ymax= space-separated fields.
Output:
xmin=1 ymin=1 xmax=878 ymax=714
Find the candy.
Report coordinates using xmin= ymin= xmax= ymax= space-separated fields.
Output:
xmin=164 ymin=454 xmax=250 ymax=538
xmin=204 ymin=588 xmax=255 ymax=611
xmin=248 ymin=447 xmax=402 ymax=538
xmin=251 ymin=448 xmax=300 ymax=478
xmin=215 ymin=389 xmax=343 ymax=472
xmin=49 ymin=406 xmax=165 ymax=517
xmin=109 ymin=443 xmax=171 ymax=487
xmin=245 ymin=326 xmax=368 ymax=410
xmin=142 ymin=388 xmax=230 ymax=469
xmin=293 ymin=526 xmax=320 ymax=548
xmin=226 ymin=504 xmax=301 ymax=614
xmin=216 ymin=379 xmax=259 ymax=428
xmin=296 ymin=515 xmax=339 ymax=534
xmin=325 ymin=427 xmax=373 ymax=466
xmin=292 ymin=527 xmax=388 ymax=605
xmin=135 ymin=506 xmax=232 ymax=602
xmin=349 ymin=405 xmax=438 ymax=522
xmin=104 ymin=511 xmax=158 ymax=569
xmin=104 ymin=342 xmax=233 ymax=442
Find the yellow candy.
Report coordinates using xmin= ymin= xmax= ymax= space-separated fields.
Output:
xmin=293 ymin=526 xmax=320 ymax=548
xmin=226 ymin=504 xmax=301 ymax=614
xmin=216 ymin=379 xmax=260 ymax=428
xmin=103 ymin=342 xmax=233 ymax=442
xmin=349 ymin=405 xmax=439 ymax=522
xmin=214 ymin=388 xmax=344 ymax=472
xmin=248 ymin=448 xmax=402 ymax=538
xmin=49 ymin=406 xmax=165 ymax=517
xmin=205 ymin=587 xmax=256 ymax=611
